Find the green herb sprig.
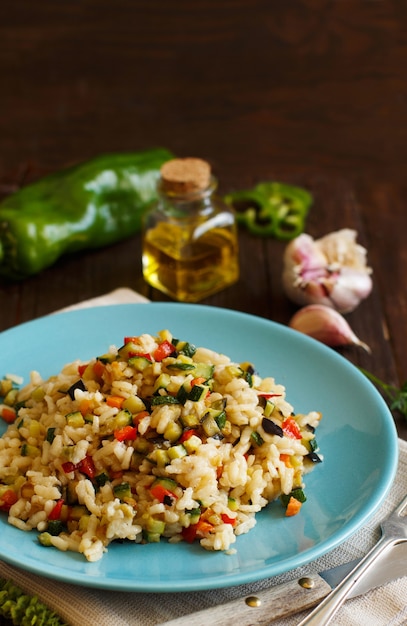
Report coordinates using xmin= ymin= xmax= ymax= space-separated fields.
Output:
xmin=360 ymin=368 xmax=407 ymax=420
xmin=0 ymin=579 xmax=67 ymax=626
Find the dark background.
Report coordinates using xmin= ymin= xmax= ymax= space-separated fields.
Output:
xmin=1 ymin=0 xmax=407 ymax=442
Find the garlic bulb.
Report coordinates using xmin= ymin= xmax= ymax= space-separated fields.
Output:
xmin=289 ymin=304 xmax=371 ymax=352
xmin=282 ymin=229 xmax=373 ymax=313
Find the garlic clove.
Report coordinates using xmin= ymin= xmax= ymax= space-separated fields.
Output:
xmin=329 ymin=268 xmax=373 ymax=314
xmin=282 ymin=229 xmax=373 ymax=314
xmin=289 ymin=304 xmax=371 ymax=352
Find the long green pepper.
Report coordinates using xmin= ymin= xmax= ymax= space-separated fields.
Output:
xmin=0 ymin=147 xmax=174 ymax=279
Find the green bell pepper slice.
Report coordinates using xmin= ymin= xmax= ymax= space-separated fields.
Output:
xmin=0 ymin=147 xmax=174 ymax=279
xmin=224 ymin=181 xmax=312 ymax=239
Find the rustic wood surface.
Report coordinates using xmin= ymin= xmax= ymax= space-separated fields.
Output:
xmin=1 ymin=1 xmax=406 ymax=444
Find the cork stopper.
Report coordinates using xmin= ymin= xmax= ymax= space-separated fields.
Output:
xmin=160 ymin=158 xmax=211 ymax=195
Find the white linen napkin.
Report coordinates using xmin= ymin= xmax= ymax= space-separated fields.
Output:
xmin=0 ymin=287 xmax=406 ymax=626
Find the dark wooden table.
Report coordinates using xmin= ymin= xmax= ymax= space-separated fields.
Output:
xmin=1 ymin=0 xmax=406 ymax=445
xmin=0 ymin=3 xmax=406 ymax=623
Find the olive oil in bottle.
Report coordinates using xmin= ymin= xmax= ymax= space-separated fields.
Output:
xmin=142 ymin=158 xmax=239 ymax=302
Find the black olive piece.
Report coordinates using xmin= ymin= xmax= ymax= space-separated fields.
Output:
xmin=262 ymin=417 xmax=284 ymax=437
xmin=307 ymin=452 xmax=322 ymax=463
xmin=67 ymin=379 xmax=87 ymax=400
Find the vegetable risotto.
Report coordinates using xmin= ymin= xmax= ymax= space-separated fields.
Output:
xmin=0 ymin=330 xmax=322 ymax=562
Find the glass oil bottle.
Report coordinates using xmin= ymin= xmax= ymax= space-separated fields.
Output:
xmin=141 ymin=157 xmax=239 ymax=302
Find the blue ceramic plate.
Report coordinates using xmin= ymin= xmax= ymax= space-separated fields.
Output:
xmin=0 ymin=303 xmax=398 ymax=591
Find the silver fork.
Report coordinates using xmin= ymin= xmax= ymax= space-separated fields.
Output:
xmin=297 ymin=494 xmax=407 ymax=625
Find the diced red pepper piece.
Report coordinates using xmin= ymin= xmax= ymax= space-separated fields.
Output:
xmin=181 ymin=517 xmax=214 ymax=542
xmin=93 ymin=360 xmax=105 ymax=378
xmin=128 ymin=351 xmax=153 ymax=360
xmin=257 ymin=392 xmax=283 ymax=398
xmin=282 ymin=417 xmax=302 ymax=440
xmin=150 ymin=483 xmax=177 ymax=504
xmin=179 ymin=429 xmax=200 ymax=443
xmin=0 ymin=489 xmax=18 ymax=511
xmin=1 ymin=407 xmax=17 ymax=423
xmin=181 ymin=523 xmax=198 ymax=543
xmin=77 ymin=455 xmax=96 ymax=479
xmin=124 ymin=336 xmax=140 ymax=344
xmin=114 ymin=425 xmax=138 ymax=441
xmin=48 ymin=498 xmax=64 ymax=520
xmin=62 ymin=455 xmax=96 ymax=479
xmin=77 ymin=363 xmax=88 ymax=377
xmin=61 ymin=461 xmax=76 ymax=474
xmin=153 ymin=340 xmax=175 ymax=362
xmin=221 ymin=513 xmax=237 ymax=526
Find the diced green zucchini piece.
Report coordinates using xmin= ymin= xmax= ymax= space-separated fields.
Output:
xmin=144 ymin=531 xmax=161 ymax=543
xmin=134 ymin=437 xmax=152 ymax=454
xmin=180 ymin=413 xmax=200 ymax=428
xmin=164 ymin=420 xmax=183 ymax=443
xmin=46 ymin=427 xmax=56 ymax=443
xmin=96 ymin=353 xmax=116 ymax=364
xmin=65 ymin=411 xmax=85 ymax=428
xmin=20 ymin=443 xmax=40 ymax=457
xmin=113 ymin=482 xmax=132 ymax=501
xmin=31 ymin=386 xmax=46 ymax=402
xmin=225 ymin=365 xmax=243 ymax=378
xmin=122 ymin=395 xmax=146 ymax=414
xmin=95 ymin=472 xmax=109 ymax=487
xmin=154 ymin=449 xmax=170 ymax=467
xmin=4 ymin=388 xmax=18 ymax=405
xmin=146 ymin=517 xmax=166 ymax=535
xmin=188 ymin=384 xmax=209 ymax=402
xmin=228 ymin=497 xmax=239 ymax=512
xmin=188 ymin=507 xmax=201 ymax=524
xmin=176 ymin=384 xmax=189 ymax=405
xmin=203 ymin=406 xmax=227 ymax=429
xmin=220 ymin=420 xmax=232 ymax=436
xmin=183 ymin=434 xmax=202 ymax=454
xmin=167 ymin=444 xmax=187 ymax=460
xmin=210 ymin=397 xmax=227 ymax=411
xmin=250 ymin=431 xmax=264 ymax=447
xmin=150 ymin=395 xmax=180 ymax=406
xmin=128 ymin=356 xmax=152 ymax=372
xmin=47 ymin=520 xmax=64 ymax=536
xmin=201 ymin=414 xmax=220 ymax=437
xmin=152 ymin=477 xmax=178 ymax=491
xmin=176 ymin=341 xmax=197 ymax=358
xmin=192 ymin=363 xmax=215 ymax=380
xmin=153 ymin=373 xmax=171 ymax=393
xmin=280 ymin=488 xmax=307 ymax=508
xmin=0 ymin=378 xmax=13 ymax=397
xmin=263 ymin=399 xmax=275 ymax=418
xmin=113 ymin=409 xmax=133 ymax=429
xmin=166 ymin=362 xmax=196 ymax=371
xmin=146 ymin=448 xmax=171 ymax=465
